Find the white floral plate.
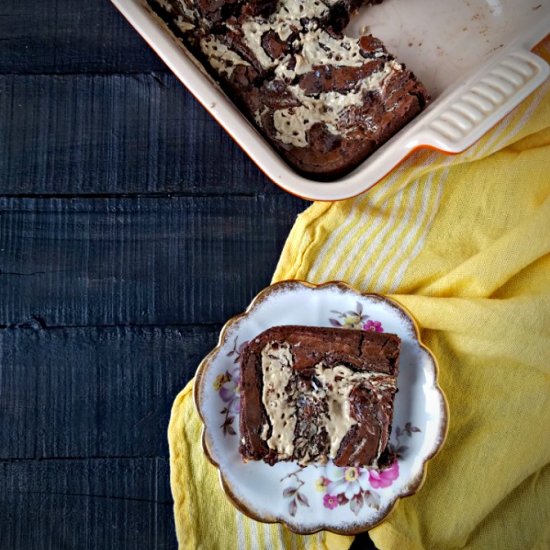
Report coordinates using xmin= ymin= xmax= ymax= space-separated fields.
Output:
xmin=194 ymin=281 xmax=448 ymax=534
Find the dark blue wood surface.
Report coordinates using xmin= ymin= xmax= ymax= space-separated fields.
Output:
xmin=0 ymin=1 xmax=374 ymax=548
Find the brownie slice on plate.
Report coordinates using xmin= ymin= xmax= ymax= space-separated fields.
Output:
xmin=239 ymin=325 xmax=400 ymax=468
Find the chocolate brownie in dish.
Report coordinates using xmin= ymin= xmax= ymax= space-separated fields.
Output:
xmin=148 ymin=0 xmax=429 ymax=178
xmin=239 ymin=325 xmax=400 ymax=468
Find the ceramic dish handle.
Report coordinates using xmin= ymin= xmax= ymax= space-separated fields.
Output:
xmin=415 ymin=47 xmax=549 ymax=153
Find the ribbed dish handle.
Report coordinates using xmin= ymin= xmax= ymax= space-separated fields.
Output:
xmin=414 ymin=48 xmax=549 ymax=153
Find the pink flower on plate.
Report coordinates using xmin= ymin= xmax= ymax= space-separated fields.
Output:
xmin=363 ymin=320 xmax=383 ymax=333
xmin=323 ymin=494 xmax=339 ymax=510
xmin=369 ymin=461 xmax=399 ymax=489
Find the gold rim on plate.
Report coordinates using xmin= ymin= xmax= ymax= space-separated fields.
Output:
xmin=193 ymin=280 xmax=449 ymax=535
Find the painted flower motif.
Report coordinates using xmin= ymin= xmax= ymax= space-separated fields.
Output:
xmin=324 ymin=462 xmax=370 ymax=499
xmin=363 ymin=319 xmax=383 ymax=333
xmin=368 ymin=461 xmax=399 ymax=489
xmin=281 ymin=469 xmax=310 ymax=517
xmin=217 ymin=364 xmax=242 ymax=436
xmin=342 ymin=314 xmax=364 ymax=329
xmin=337 ymin=493 xmax=349 ymax=505
xmin=218 ymin=367 xmax=241 ymax=412
xmin=315 ymin=477 xmax=329 ymax=492
xmin=329 ymin=302 xmax=369 ymax=329
xmin=213 ymin=372 xmax=230 ymax=391
xmin=323 ymin=494 xmax=339 ymax=510
xmin=282 ymin=423 xmax=419 ymax=517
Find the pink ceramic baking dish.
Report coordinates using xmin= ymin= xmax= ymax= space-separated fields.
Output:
xmin=112 ymin=0 xmax=550 ymax=200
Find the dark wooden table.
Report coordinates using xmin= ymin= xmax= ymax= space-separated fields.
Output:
xmin=0 ymin=2 xmax=374 ymax=548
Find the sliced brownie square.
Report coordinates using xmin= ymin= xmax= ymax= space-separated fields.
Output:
xmin=239 ymin=325 xmax=400 ymax=468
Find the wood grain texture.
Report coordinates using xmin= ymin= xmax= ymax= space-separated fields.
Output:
xmin=0 ymin=326 xmax=214 ymax=459
xmin=0 ymin=196 xmax=305 ymax=327
xmin=0 ymin=74 xmax=278 ymax=195
xmin=0 ymin=458 xmax=374 ymax=550
xmin=0 ymin=326 xmax=374 ymax=549
xmin=0 ymin=0 xmax=166 ymax=75
xmin=0 ymin=458 xmax=176 ymax=550
xmin=0 ymin=1 xmax=375 ymax=547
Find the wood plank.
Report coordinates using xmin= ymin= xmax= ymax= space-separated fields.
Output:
xmin=0 ymin=196 xmax=305 ymax=327
xmin=0 ymin=458 xmax=375 ymax=550
xmin=0 ymin=327 xmax=375 ymax=549
xmin=0 ymin=326 xmax=214 ymax=459
xmin=0 ymin=74 xmax=278 ymax=195
xmin=0 ymin=458 xmax=176 ymax=550
xmin=0 ymin=1 xmax=166 ymax=74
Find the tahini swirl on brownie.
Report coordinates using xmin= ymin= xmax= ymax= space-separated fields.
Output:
xmin=148 ymin=0 xmax=429 ymax=177
xmin=261 ymin=342 xmax=396 ymax=463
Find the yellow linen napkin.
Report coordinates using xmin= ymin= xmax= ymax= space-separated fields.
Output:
xmin=168 ymin=40 xmax=550 ymax=550
xmin=169 ymin=382 xmax=353 ymax=550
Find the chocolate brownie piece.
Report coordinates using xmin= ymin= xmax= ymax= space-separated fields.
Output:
xmin=195 ymin=0 xmax=279 ymax=24
xmin=251 ymin=30 xmax=428 ymax=177
xmin=153 ymin=0 xmax=277 ymax=27
xmin=321 ymin=0 xmax=378 ymax=33
xmin=239 ymin=326 xmax=400 ymax=468
xmin=148 ymin=0 xmax=204 ymax=49
xmin=148 ymin=0 xmax=430 ymax=179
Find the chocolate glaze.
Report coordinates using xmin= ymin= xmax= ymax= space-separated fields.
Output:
xmin=239 ymin=326 xmax=400 ymax=468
